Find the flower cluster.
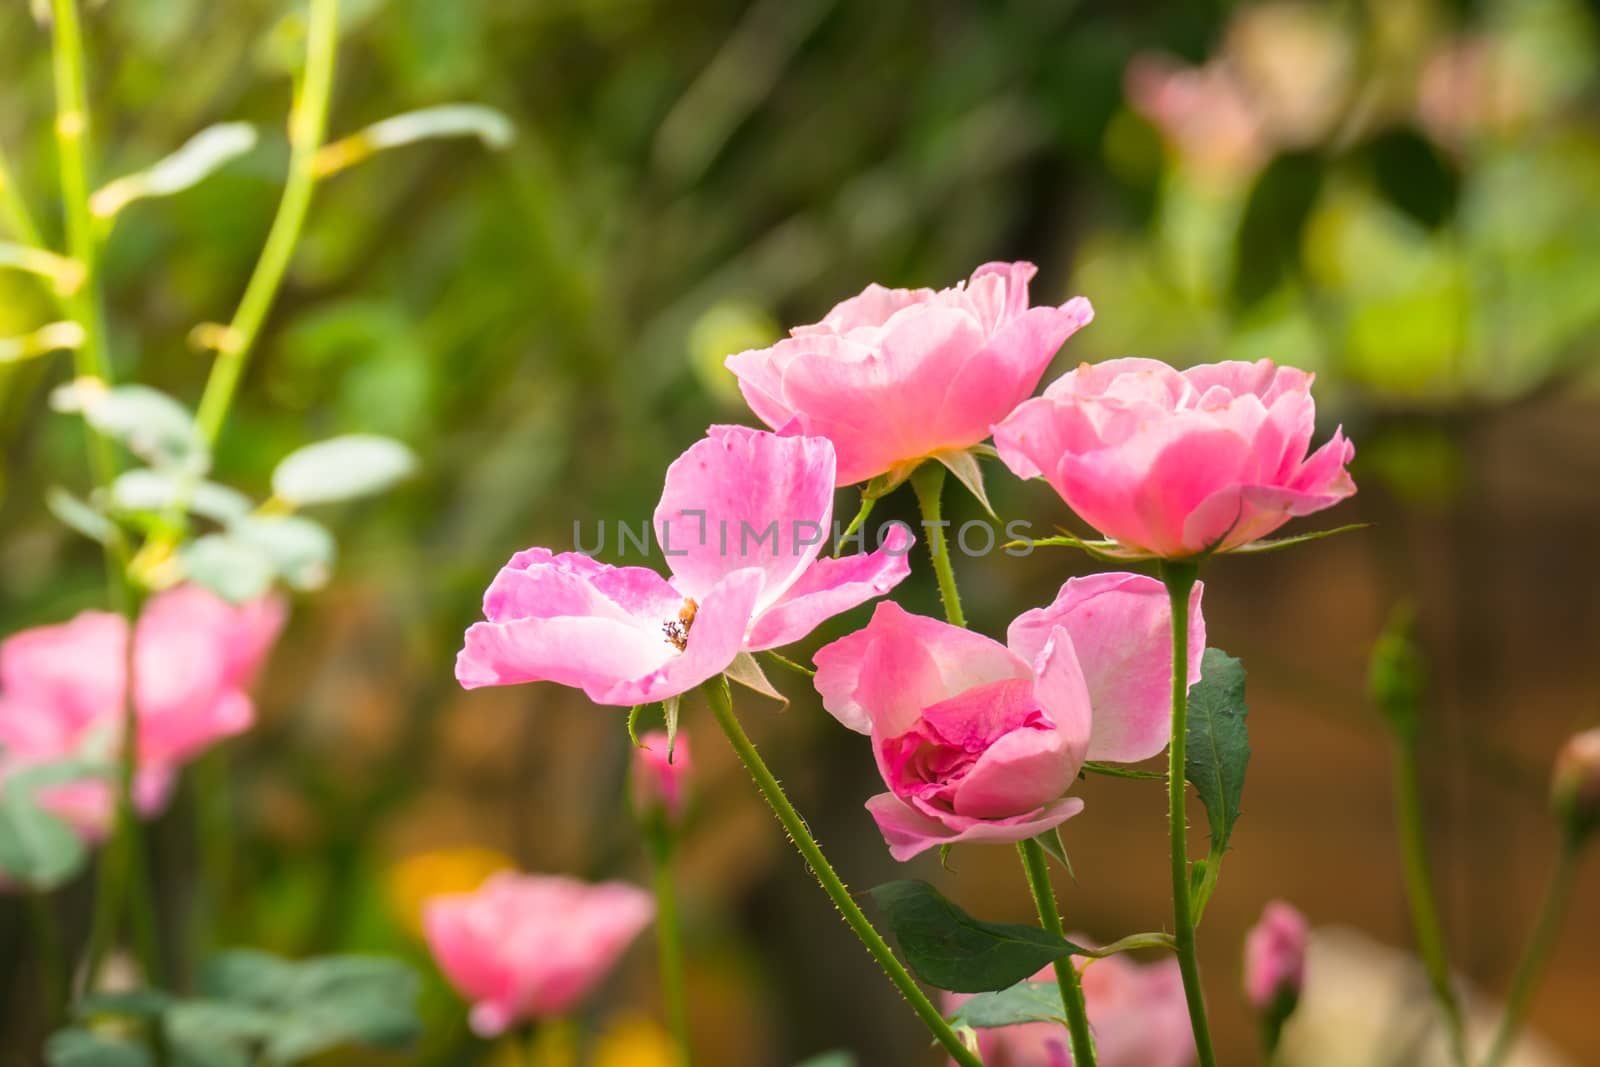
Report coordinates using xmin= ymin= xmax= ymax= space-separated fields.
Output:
xmin=448 ymin=260 xmax=1358 ymax=1055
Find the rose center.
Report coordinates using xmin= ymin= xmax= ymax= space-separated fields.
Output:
xmin=661 ymin=598 xmax=698 ymax=652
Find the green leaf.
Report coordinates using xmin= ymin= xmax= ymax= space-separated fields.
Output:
xmin=1232 ymin=150 xmax=1322 ymax=308
xmin=107 ymin=470 xmax=253 ymax=524
xmin=4 ymin=757 xmax=112 ymax=795
xmin=271 ymin=434 xmax=416 ymax=507
xmin=52 ymin=382 xmax=204 ymax=472
xmin=725 ymin=650 xmax=787 ymax=706
xmin=662 ymin=694 xmax=681 ymax=762
xmin=1030 ymin=828 xmax=1076 ymax=883
xmin=229 ymin=514 xmax=336 ymax=591
xmin=0 ymin=792 xmax=89 ymax=890
xmin=90 ymin=123 xmax=259 ymax=219
xmin=1184 ymin=649 xmax=1250 ymax=862
xmin=867 ymin=880 xmax=1086 ymax=993
xmin=195 ymin=950 xmax=298 ymax=1003
xmin=74 ymin=989 xmax=176 ymax=1021
xmin=1230 ymin=523 xmax=1368 ymax=555
xmin=933 ymin=449 xmax=998 ymax=521
xmin=46 ymin=487 xmax=117 ymax=544
xmin=1081 ymin=761 xmax=1163 ymax=781
xmin=627 ymin=704 xmax=647 ymax=748
xmin=179 ymin=534 xmax=276 ymax=604
xmin=46 ymin=1030 xmax=152 ymax=1067
xmin=263 ymin=956 xmax=422 ymax=1063
xmin=946 ymin=979 xmax=1065 ymax=1030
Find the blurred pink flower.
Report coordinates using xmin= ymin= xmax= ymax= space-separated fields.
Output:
xmin=812 ymin=575 xmax=1202 ymax=860
xmin=994 ymin=358 xmax=1355 ymax=558
xmin=423 ymin=871 xmax=654 ymax=1036
xmin=1125 ymin=53 xmax=1266 ymax=179
xmin=725 ymin=262 xmax=1093 ymax=486
xmin=946 ymin=954 xmax=1196 ymax=1067
xmin=0 ymin=585 xmax=285 ymax=839
xmin=632 ymin=729 xmax=691 ymax=823
xmin=1244 ymin=899 xmax=1310 ymax=1010
xmin=456 ymin=426 xmax=912 ymax=705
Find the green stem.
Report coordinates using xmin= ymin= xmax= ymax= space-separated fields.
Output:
xmin=193 ymin=0 xmax=339 ymax=446
xmin=702 ymin=678 xmax=983 ymax=1067
xmin=910 ymin=463 xmax=965 ymax=628
xmin=189 ymin=748 xmax=234 ymax=954
xmin=1480 ymin=838 xmax=1580 ymax=1067
xmin=647 ymin=830 xmax=694 ymax=1067
xmin=1391 ymin=735 xmax=1468 ymax=1066
xmin=29 ymin=892 xmax=67 ymax=1032
xmin=1159 ymin=561 xmax=1218 ymax=1067
xmin=1017 ymin=839 xmax=1096 ymax=1065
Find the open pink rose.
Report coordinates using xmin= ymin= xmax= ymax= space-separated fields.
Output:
xmin=812 ymin=574 xmax=1202 ymax=860
xmin=947 ymin=955 xmax=1195 ymax=1067
xmin=0 ymin=585 xmax=285 ymax=840
xmin=993 ymin=358 xmax=1355 ymax=557
xmin=456 ymin=426 xmax=912 ymax=705
xmin=423 ymin=871 xmax=654 ymax=1036
xmin=725 ymin=262 xmax=1094 ymax=486
xmin=632 ymin=729 xmax=691 ymax=823
xmin=1244 ymin=899 xmax=1309 ymax=1010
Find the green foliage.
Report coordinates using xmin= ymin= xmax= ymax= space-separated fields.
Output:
xmin=0 ymin=757 xmax=110 ymax=890
xmin=56 ymin=952 xmax=422 ymax=1067
xmin=867 ymin=880 xmax=1087 ymax=993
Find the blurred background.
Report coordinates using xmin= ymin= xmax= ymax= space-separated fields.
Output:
xmin=2 ymin=0 xmax=1598 ymax=1063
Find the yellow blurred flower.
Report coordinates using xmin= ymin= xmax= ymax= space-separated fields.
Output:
xmin=591 ymin=1015 xmax=678 ymax=1067
xmin=385 ymin=846 xmax=514 ymax=938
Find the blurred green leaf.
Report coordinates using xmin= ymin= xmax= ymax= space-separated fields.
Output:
xmin=271 ymin=434 xmax=416 ymax=506
xmin=108 ymin=469 xmax=253 ymax=523
xmin=91 ymin=123 xmax=259 ymax=219
xmin=1232 ymin=150 xmax=1322 ymax=307
xmin=46 ymin=487 xmax=117 ymax=544
xmin=0 ymin=794 xmax=88 ymax=892
xmin=46 ymin=1030 xmax=152 ymax=1067
xmin=1367 ymin=127 xmax=1459 ymax=230
xmin=793 ymin=1054 xmax=857 ymax=1067
xmin=946 ymin=979 xmax=1065 ymax=1029
xmin=230 ymin=514 xmax=336 ymax=591
xmin=51 ymin=382 xmax=204 ymax=472
xmin=179 ymin=533 xmax=276 ymax=604
xmin=867 ymin=880 xmax=1085 ymax=993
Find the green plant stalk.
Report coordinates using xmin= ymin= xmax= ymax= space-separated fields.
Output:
xmin=49 ymin=0 xmax=164 ymax=992
xmin=1159 ymin=561 xmax=1218 ymax=1067
xmin=703 ymin=678 xmax=983 ymax=1067
xmin=29 ymin=892 xmax=67 ymax=1032
xmin=647 ymin=828 xmax=694 ymax=1067
xmin=189 ymin=748 xmax=235 ymax=953
xmin=1017 ymin=838 xmax=1096 ymax=1065
xmin=193 ymin=0 xmax=339 ymax=445
xmin=1391 ymin=735 xmax=1468 ymax=1066
xmin=910 ymin=463 xmax=966 ymax=628
xmin=1480 ymin=836 xmax=1580 ymax=1066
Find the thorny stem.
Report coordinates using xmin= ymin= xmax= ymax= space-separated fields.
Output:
xmin=1017 ymin=839 xmax=1096 ymax=1065
xmin=1480 ymin=836 xmax=1580 ymax=1066
xmin=647 ymin=828 xmax=694 ymax=1067
xmin=1160 ymin=561 xmax=1218 ymax=1067
xmin=703 ymin=678 xmax=984 ymax=1067
xmin=910 ymin=463 xmax=966 ymax=629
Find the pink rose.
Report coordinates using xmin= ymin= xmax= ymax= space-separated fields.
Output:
xmin=456 ymin=426 xmax=912 ymax=705
xmin=1243 ymin=899 xmax=1310 ymax=1010
xmin=632 ymin=729 xmax=691 ymax=823
xmin=725 ymin=262 xmax=1093 ymax=485
xmin=423 ymin=871 xmax=654 ymax=1036
xmin=946 ymin=955 xmax=1196 ymax=1067
xmin=993 ymin=358 xmax=1355 ymax=557
xmin=0 ymin=585 xmax=284 ymax=840
xmin=812 ymin=574 xmax=1203 ymax=860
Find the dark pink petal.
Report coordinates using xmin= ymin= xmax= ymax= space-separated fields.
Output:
xmin=865 ymin=791 xmax=1085 ymax=861
xmin=745 ymin=522 xmax=914 ymax=651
